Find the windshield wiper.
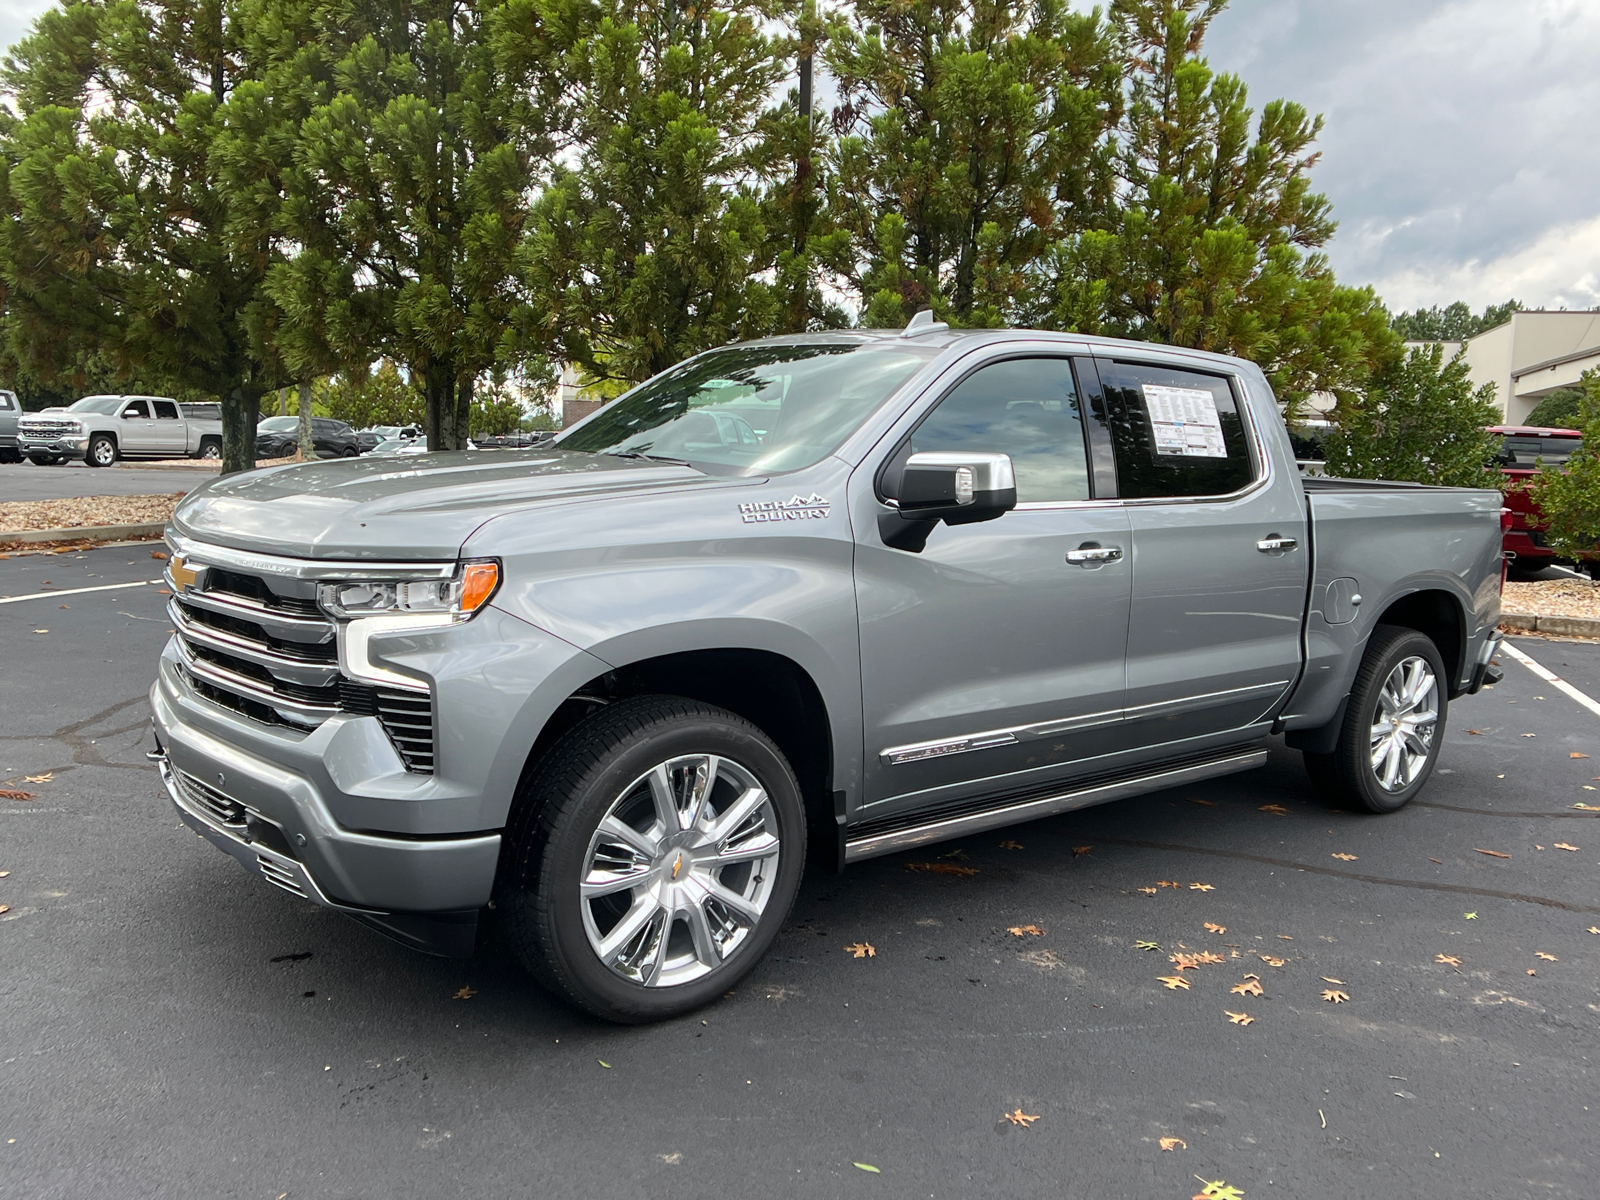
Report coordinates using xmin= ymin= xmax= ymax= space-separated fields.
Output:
xmin=606 ymin=450 xmax=693 ymax=466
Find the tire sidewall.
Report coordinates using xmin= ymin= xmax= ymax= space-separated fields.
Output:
xmin=534 ymin=708 xmax=806 ymax=1022
xmin=88 ymin=435 xmax=116 ymax=467
xmin=1344 ymin=628 xmax=1449 ymax=812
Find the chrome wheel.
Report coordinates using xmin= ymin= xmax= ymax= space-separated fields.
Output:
xmin=90 ymin=438 xmax=116 ymax=466
xmin=1370 ymin=655 xmax=1438 ymax=792
xmin=580 ymin=753 xmax=782 ymax=988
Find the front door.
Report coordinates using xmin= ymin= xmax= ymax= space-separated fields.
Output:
xmin=117 ymin=399 xmax=156 ymax=453
xmin=853 ymin=353 xmax=1133 ymax=820
xmin=1094 ymin=355 xmax=1307 ymax=746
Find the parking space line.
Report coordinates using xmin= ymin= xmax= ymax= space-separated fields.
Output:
xmin=1501 ymin=638 xmax=1600 ymax=720
xmin=0 ymin=579 xmax=162 ymax=605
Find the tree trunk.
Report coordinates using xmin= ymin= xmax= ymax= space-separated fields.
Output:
xmin=423 ymin=358 xmax=454 ymax=451
xmin=297 ymin=380 xmax=314 ymax=461
xmin=453 ymin=375 xmax=473 ymax=449
xmin=221 ymin=384 xmax=261 ymax=475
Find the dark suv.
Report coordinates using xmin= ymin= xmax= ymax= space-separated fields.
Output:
xmin=257 ymin=416 xmax=360 ymax=459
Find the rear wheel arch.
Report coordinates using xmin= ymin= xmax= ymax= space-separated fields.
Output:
xmin=1369 ymin=589 xmax=1466 ymax=694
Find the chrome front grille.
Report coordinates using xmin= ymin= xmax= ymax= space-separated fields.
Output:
xmin=18 ymin=419 xmax=74 ymax=437
xmin=176 ymin=770 xmax=248 ymax=828
xmin=169 ymin=558 xmax=437 ymax=774
xmin=257 ymin=854 xmax=309 ymax=898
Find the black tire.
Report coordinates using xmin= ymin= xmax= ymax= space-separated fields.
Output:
xmin=86 ymin=433 xmax=117 ymax=467
xmin=499 ymin=695 xmax=807 ymax=1023
xmin=1303 ymin=624 xmax=1448 ymax=813
xmin=342 ymin=446 xmax=358 ymax=457
xmin=0 ymin=448 xmax=20 ymax=464
xmin=197 ymin=437 xmax=221 ymax=460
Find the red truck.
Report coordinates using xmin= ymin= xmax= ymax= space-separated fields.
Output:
xmin=1493 ymin=425 xmax=1592 ymax=577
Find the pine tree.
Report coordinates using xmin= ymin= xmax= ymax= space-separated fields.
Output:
xmin=1322 ymin=345 xmax=1502 ymax=488
xmin=0 ymin=0 xmax=292 ymax=472
xmin=824 ymin=0 xmax=1122 ymax=328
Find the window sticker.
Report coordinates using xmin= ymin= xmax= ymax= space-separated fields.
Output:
xmin=1142 ymin=384 xmax=1228 ymax=458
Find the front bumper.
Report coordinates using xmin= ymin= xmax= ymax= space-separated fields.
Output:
xmin=151 ymin=671 xmax=501 ymax=957
xmin=19 ymin=437 xmax=84 ymax=458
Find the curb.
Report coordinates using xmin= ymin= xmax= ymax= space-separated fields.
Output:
xmin=0 ymin=521 xmax=166 ymax=547
xmin=1501 ymin=612 xmax=1600 ymax=638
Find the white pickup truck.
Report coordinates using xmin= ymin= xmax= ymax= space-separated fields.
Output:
xmin=17 ymin=396 xmax=223 ymax=466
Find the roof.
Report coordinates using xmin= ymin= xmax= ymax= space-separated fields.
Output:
xmin=740 ymin=327 xmax=1262 ymax=372
xmin=1489 ymin=425 xmax=1582 ymax=436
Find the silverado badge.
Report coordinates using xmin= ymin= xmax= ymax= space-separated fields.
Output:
xmin=739 ymin=494 xmax=831 ymax=524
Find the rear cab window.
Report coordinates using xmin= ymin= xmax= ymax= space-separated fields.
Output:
xmin=1096 ymin=360 xmax=1256 ymax=498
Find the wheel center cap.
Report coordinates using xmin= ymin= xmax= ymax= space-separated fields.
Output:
xmin=671 ymin=852 xmax=684 ymax=880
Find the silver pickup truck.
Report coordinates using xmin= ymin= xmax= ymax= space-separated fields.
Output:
xmin=18 ymin=395 xmax=223 ymax=465
xmin=149 ymin=322 xmax=1505 ymax=1022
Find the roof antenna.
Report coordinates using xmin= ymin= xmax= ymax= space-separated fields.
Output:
xmin=901 ymin=308 xmax=949 ymax=337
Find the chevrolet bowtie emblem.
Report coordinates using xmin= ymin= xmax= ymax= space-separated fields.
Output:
xmin=671 ymin=854 xmax=684 ymax=880
xmin=168 ymin=555 xmax=198 ymax=590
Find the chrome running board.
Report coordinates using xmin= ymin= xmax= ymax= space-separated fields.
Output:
xmin=843 ymin=748 xmax=1269 ymax=863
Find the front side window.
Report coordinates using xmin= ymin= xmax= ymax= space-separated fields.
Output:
xmin=0 ymin=393 xmax=15 ymax=411
xmin=1098 ymin=361 xmax=1254 ymax=498
xmin=555 ymin=342 xmax=938 ymax=475
xmin=120 ymin=400 xmax=150 ymax=419
xmin=907 ymin=357 xmax=1091 ymax=503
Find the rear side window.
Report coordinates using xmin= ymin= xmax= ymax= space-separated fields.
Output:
xmin=153 ymin=400 xmax=179 ymax=419
xmin=908 ymin=357 xmax=1091 ymax=503
xmin=1098 ymin=361 xmax=1254 ymax=498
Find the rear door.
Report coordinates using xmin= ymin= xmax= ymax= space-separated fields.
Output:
xmin=1094 ymin=356 xmax=1307 ymax=746
xmin=149 ymin=400 xmax=186 ymax=454
xmin=853 ymin=350 xmax=1133 ymax=820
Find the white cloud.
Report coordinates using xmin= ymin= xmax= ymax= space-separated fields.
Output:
xmin=1 ymin=0 xmax=55 ymax=63
xmin=1370 ymin=212 xmax=1600 ymax=312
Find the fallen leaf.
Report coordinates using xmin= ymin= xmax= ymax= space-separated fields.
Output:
xmin=598 ymin=1060 xmax=611 ymax=1068
xmin=1072 ymin=845 xmax=1093 ymax=856
xmin=1522 ymin=733 xmax=1537 ymax=738
xmin=1159 ymin=1136 xmax=1187 ymax=1151
xmin=936 ymin=847 xmax=968 ymax=861
xmin=1157 ymin=880 xmax=1181 ymax=888
xmin=998 ymin=840 xmax=1024 ymax=850
xmin=1257 ymin=954 xmax=1287 ymax=967
xmin=1225 ymin=1011 xmax=1255 ymax=1026
xmin=22 ymin=774 xmax=52 ymax=784
xmin=1331 ymin=852 xmax=1358 ymax=861
xmin=1554 ymin=843 xmax=1580 ymax=852
xmin=1277 ymin=935 xmax=1294 ymax=941
xmin=453 ymin=986 xmax=475 ymax=1000
xmin=1322 ymin=989 xmax=1349 ymax=1003
xmin=1138 ymin=886 xmax=1158 ymax=895
xmin=905 ymin=862 xmax=979 ymax=876
xmin=32 ymin=629 xmax=46 ymax=635
xmin=150 ymin=550 xmax=168 ymax=559
xmin=1320 ymin=976 xmax=1346 ymax=985
xmin=1527 ymin=969 xmax=1538 ymax=976
xmin=853 ymin=1163 xmax=880 ymax=1173
xmin=0 ymin=905 xmax=8 ymax=915
xmin=1259 ymin=804 xmax=1289 ymax=814
xmin=1435 ymin=954 xmax=1461 ymax=966
xmin=1573 ymin=752 xmax=1591 ymax=759
xmin=1464 ymin=912 xmax=1478 ymax=919
xmin=845 ymin=942 xmax=876 ymax=958
xmin=1536 ymin=845 xmax=1545 ymax=850
xmin=1190 ymin=799 xmax=1215 ymax=807
xmin=1135 ymin=940 xmax=1161 ymax=951
xmin=1230 ymin=979 xmax=1264 ymax=997
xmin=1535 ymin=952 xmax=1558 ymax=961
xmin=1584 ymin=787 xmax=1597 ymax=791
xmin=1474 ymin=848 xmax=1511 ymax=858
xmin=1430 ymin=858 xmax=1442 ymax=863
xmin=1170 ymin=951 xmax=1225 ymax=970
xmin=1587 ymin=927 xmax=1600 ymax=935
xmin=1189 ymin=882 xmax=1215 ymax=892
xmin=1007 ymin=925 xmax=1044 ymax=938
xmin=0 ymin=870 xmax=9 ymax=877
xmin=0 ymin=790 xmax=36 ymax=801
xmin=1158 ymin=975 xmax=1192 ymax=990
xmin=1002 ymin=1108 xmax=1040 ymax=1127
xmin=1467 ymin=729 xmax=1484 ymax=735
xmin=1204 ymin=922 xmax=1227 ymax=934
xmin=1572 ymin=804 xmax=1600 ymax=811
xmin=1193 ymin=1182 xmax=1245 ymax=1200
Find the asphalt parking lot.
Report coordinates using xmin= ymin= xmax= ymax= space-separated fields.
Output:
xmin=0 ymin=460 xmax=214 ymax=502
xmin=3 ymin=545 xmax=1598 ymax=1199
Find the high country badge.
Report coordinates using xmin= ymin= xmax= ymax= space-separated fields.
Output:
xmin=739 ymin=494 xmax=831 ymax=524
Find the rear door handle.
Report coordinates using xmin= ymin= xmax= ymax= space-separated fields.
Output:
xmin=1067 ymin=544 xmax=1123 ymax=565
xmin=1256 ymin=535 xmax=1298 ymax=552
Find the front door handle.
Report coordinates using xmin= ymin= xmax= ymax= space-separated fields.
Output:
xmin=1067 ymin=544 xmax=1123 ymax=565
xmin=1256 ymin=535 xmax=1298 ymax=553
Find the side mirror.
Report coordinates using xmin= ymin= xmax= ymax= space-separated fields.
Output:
xmin=880 ymin=451 xmax=1017 ymax=551
xmin=122 ymin=407 xmax=141 ymax=419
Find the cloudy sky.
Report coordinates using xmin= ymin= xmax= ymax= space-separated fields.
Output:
xmin=4 ymin=0 xmax=1597 ymax=315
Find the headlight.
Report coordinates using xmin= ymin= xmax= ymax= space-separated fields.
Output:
xmin=317 ymin=560 xmax=500 ymax=622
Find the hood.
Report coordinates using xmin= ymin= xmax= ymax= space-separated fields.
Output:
xmin=172 ymin=448 xmax=731 ymax=560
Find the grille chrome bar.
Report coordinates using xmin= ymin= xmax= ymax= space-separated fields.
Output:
xmin=175 ymin=770 xmax=248 ymax=828
xmin=169 ymin=600 xmax=340 ymax=687
xmin=169 ymin=584 xmax=334 ymax=645
xmin=170 ymin=532 xmax=456 ymax=581
xmin=175 ymin=637 xmax=340 ymax=725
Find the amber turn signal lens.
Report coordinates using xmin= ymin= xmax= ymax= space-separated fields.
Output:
xmin=459 ymin=561 xmax=500 ymax=615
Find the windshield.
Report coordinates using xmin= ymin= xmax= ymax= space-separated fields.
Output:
xmin=1498 ymin=433 xmax=1582 ymax=466
xmin=258 ymin=416 xmax=299 ymax=433
xmin=554 ymin=342 xmax=938 ymax=474
xmin=67 ymin=395 xmax=125 ymax=415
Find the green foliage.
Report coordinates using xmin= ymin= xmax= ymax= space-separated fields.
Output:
xmin=1045 ymin=0 xmax=1397 ymax=418
xmin=1528 ymin=370 xmax=1600 ymax=560
xmin=525 ymin=0 xmax=795 ymax=387
xmin=1523 ymin=387 xmax=1583 ymax=430
xmin=825 ymin=0 xmax=1121 ymax=328
xmin=1391 ymin=299 xmax=1519 ymax=342
xmin=316 ymin=360 xmax=424 ymax=430
xmin=1323 ymin=344 xmax=1503 ymax=488
xmin=0 ymin=0 xmax=289 ymax=472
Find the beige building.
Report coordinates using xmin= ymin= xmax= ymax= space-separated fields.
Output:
xmin=1447 ymin=310 xmax=1600 ymax=425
